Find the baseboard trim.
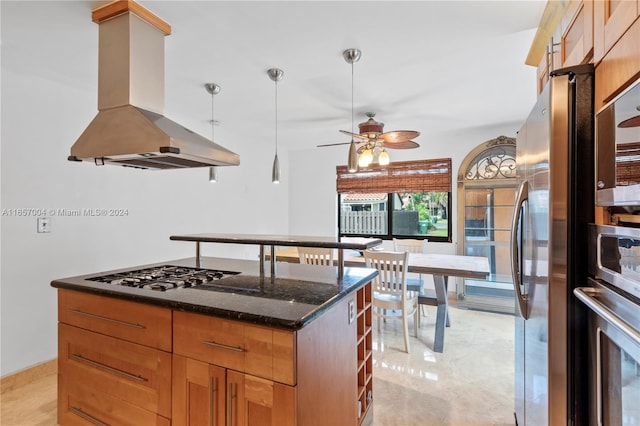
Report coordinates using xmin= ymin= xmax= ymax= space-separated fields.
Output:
xmin=1 ymin=358 xmax=57 ymax=394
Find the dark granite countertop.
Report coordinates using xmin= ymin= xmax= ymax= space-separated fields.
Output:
xmin=50 ymin=257 xmax=377 ymax=330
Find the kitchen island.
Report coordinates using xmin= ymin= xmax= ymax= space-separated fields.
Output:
xmin=52 ymin=255 xmax=377 ymax=426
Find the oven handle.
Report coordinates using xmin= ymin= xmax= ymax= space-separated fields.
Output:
xmin=574 ymin=287 xmax=640 ymax=346
xmin=511 ymin=180 xmax=529 ymax=319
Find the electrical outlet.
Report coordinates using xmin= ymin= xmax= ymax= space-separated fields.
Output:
xmin=37 ymin=217 xmax=51 ymax=233
xmin=348 ymin=299 xmax=355 ymax=324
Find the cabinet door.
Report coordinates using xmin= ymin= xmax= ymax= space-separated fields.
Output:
xmin=172 ymin=354 xmax=226 ymax=426
xmin=594 ymin=0 xmax=639 ymax=62
xmin=561 ymin=0 xmax=594 ymax=67
xmin=227 ymin=371 xmax=295 ymax=426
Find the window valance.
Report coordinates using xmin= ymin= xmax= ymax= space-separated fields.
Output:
xmin=336 ymin=158 xmax=452 ymax=194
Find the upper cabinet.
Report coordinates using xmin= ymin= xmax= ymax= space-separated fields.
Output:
xmin=530 ymin=0 xmax=640 ymax=107
xmin=561 ymin=0 xmax=594 ymax=67
xmin=593 ymin=0 xmax=639 ymax=62
xmin=531 ymin=0 xmax=594 ymax=94
xmin=593 ymin=0 xmax=640 ymax=108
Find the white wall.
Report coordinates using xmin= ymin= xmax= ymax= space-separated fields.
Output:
xmin=0 ymin=2 xmax=289 ymax=376
xmin=0 ymin=1 xmax=537 ymax=376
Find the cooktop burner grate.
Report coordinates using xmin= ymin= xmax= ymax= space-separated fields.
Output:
xmin=87 ymin=265 xmax=240 ymax=291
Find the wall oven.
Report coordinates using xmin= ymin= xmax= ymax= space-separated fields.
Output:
xmin=575 ymin=224 xmax=640 ymax=425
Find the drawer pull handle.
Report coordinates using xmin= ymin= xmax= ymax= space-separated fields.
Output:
xmin=202 ymin=340 xmax=245 ymax=352
xmin=68 ymin=309 xmax=145 ymax=329
xmin=70 ymin=353 xmax=148 ymax=382
xmin=69 ymin=406 xmax=108 ymax=426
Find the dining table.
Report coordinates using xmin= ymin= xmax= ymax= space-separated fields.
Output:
xmin=274 ymin=247 xmax=490 ymax=353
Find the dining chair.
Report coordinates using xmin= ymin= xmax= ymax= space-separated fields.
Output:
xmin=393 ymin=238 xmax=430 ymax=320
xmin=298 ymin=247 xmax=335 ymax=266
xmin=392 ymin=238 xmax=428 ymax=289
xmin=364 ymin=250 xmax=419 ymax=353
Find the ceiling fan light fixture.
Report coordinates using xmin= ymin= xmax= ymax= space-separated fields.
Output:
xmin=378 ymin=149 xmax=390 ymax=166
xmin=359 ymin=147 xmax=374 ymax=168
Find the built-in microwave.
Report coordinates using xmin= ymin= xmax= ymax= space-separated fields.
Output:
xmin=595 ymin=76 xmax=640 ymax=208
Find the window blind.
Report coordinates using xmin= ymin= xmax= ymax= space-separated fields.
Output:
xmin=336 ymin=158 xmax=452 ymax=194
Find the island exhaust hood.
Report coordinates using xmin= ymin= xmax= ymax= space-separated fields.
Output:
xmin=69 ymin=1 xmax=240 ymax=170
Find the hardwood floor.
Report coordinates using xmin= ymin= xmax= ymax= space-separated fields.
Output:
xmin=1 ymin=370 xmax=57 ymax=426
xmin=0 ymin=305 xmax=514 ymax=425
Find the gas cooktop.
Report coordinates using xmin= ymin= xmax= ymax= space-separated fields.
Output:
xmin=87 ymin=265 xmax=240 ymax=291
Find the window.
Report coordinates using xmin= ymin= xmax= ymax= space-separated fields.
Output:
xmin=337 ymin=159 xmax=452 ymax=242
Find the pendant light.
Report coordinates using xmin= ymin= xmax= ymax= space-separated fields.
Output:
xmin=344 ymin=48 xmax=361 ymax=173
xmin=205 ymin=83 xmax=220 ymax=183
xmin=268 ymin=68 xmax=283 ymax=184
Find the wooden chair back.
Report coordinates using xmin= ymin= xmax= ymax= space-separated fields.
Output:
xmin=298 ymin=247 xmax=334 ymax=266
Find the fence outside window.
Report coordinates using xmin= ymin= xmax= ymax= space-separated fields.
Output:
xmin=340 ymin=211 xmax=387 ymax=234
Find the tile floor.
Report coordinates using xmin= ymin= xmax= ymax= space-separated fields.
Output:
xmin=0 ymin=304 xmax=514 ymax=426
xmin=371 ymin=304 xmax=514 ymax=426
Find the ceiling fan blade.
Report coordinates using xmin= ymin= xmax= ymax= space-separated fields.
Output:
xmin=339 ymin=130 xmax=367 ymax=140
xmin=380 ymin=130 xmax=420 ymax=143
xmin=317 ymin=141 xmax=355 ymax=148
xmin=383 ymin=140 xmax=420 ymax=149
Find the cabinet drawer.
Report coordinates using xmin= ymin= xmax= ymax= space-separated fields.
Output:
xmin=58 ymin=323 xmax=172 ymax=419
xmin=173 ymin=311 xmax=295 ymax=384
xmin=58 ymin=289 xmax=172 ymax=351
xmin=58 ymin=380 xmax=171 ymax=426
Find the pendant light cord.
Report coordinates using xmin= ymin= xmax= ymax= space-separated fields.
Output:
xmin=211 ymin=91 xmax=215 ymax=141
xmin=275 ymin=79 xmax=278 ymax=155
xmin=351 ymin=59 xmax=354 ymax=141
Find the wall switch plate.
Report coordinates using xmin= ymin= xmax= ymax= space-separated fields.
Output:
xmin=37 ymin=217 xmax=51 ymax=233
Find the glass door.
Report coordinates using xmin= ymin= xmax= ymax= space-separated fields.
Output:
xmin=458 ymin=185 xmax=516 ymax=313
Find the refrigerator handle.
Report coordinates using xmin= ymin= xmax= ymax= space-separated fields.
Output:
xmin=511 ymin=180 xmax=529 ymax=319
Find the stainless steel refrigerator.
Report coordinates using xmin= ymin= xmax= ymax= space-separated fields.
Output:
xmin=511 ymin=64 xmax=594 ymax=426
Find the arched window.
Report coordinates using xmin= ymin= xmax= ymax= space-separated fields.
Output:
xmin=464 ymin=144 xmax=516 ymax=180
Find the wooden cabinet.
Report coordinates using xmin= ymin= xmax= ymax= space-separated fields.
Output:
xmin=174 ymin=294 xmax=364 ymax=426
xmin=535 ymin=0 xmax=594 ymax=93
xmin=532 ymin=0 xmax=640 ymax=104
xmin=172 ymin=355 xmax=295 ymax=426
xmin=58 ymin=283 xmax=371 ymax=426
xmin=356 ymin=282 xmax=373 ymax=423
xmin=561 ymin=0 xmax=594 ymax=67
xmin=594 ymin=0 xmax=639 ymax=63
xmin=172 ymin=311 xmax=296 ymax=425
xmin=594 ymin=7 xmax=640 ymax=107
xmin=57 ymin=289 xmax=172 ymax=425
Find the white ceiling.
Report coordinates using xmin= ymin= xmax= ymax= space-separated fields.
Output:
xmin=6 ymin=1 xmax=548 ymax=155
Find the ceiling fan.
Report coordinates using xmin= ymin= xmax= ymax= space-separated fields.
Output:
xmin=318 ymin=48 xmax=421 ymax=170
xmin=318 ymin=112 xmax=421 ymax=167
